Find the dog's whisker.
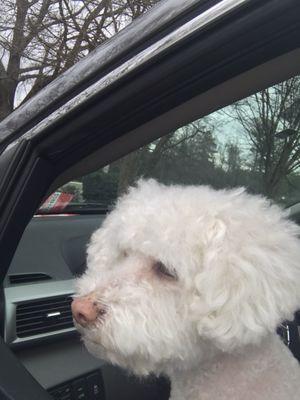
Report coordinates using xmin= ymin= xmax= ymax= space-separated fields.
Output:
xmin=95 ymin=299 xmax=109 ymax=308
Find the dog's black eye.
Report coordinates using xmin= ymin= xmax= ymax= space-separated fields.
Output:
xmin=153 ymin=261 xmax=177 ymax=279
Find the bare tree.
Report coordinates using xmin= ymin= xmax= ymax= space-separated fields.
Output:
xmin=230 ymin=77 xmax=300 ymax=197
xmin=217 ymin=141 xmax=243 ymax=186
xmin=0 ymin=0 xmax=158 ymax=121
xmin=115 ymin=119 xmax=216 ymax=193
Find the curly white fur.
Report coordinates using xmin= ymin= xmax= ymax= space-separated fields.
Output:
xmin=75 ymin=180 xmax=300 ymax=399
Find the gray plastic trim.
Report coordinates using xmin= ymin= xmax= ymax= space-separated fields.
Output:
xmin=16 ymin=337 xmax=104 ymax=389
xmin=4 ymin=279 xmax=75 ymax=346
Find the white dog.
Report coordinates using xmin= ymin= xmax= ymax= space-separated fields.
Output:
xmin=72 ymin=180 xmax=300 ymax=400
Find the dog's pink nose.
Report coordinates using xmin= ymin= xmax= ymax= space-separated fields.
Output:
xmin=71 ymin=296 xmax=101 ymax=326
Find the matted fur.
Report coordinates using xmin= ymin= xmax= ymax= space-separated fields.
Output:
xmin=75 ymin=180 xmax=300 ymax=399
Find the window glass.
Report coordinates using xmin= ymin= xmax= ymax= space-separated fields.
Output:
xmin=39 ymin=75 xmax=300 ymax=214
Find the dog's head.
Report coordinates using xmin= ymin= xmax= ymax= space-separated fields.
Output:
xmin=73 ymin=180 xmax=300 ymax=375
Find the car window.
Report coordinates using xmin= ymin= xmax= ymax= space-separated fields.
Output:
xmin=39 ymin=74 xmax=300 ymax=215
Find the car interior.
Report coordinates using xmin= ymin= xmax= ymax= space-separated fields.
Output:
xmin=0 ymin=0 xmax=300 ymax=399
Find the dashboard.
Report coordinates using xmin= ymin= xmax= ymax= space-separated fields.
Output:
xmin=3 ymin=214 xmax=170 ymax=400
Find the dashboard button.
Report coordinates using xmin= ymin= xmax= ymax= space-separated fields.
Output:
xmin=86 ymin=372 xmax=105 ymax=399
xmin=59 ymin=385 xmax=72 ymax=397
xmin=72 ymin=378 xmax=88 ymax=399
xmin=49 ymin=384 xmax=72 ymax=400
xmin=49 ymin=389 xmax=60 ymax=399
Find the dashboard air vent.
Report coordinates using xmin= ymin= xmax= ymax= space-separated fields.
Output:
xmin=16 ymin=295 xmax=74 ymax=338
xmin=9 ymin=273 xmax=52 ymax=285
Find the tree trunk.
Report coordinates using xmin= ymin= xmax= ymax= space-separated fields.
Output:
xmin=0 ymin=80 xmax=16 ymax=122
xmin=117 ymin=153 xmax=140 ymax=194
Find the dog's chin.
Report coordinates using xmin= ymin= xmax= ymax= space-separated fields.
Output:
xmin=82 ymin=335 xmax=157 ymax=376
xmin=77 ymin=318 xmax=210 ymax=377
xmin=83 ymin=335 xmax=108 ymax=360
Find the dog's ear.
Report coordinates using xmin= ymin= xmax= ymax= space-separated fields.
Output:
xmin=193 ymin=203 xmax=300 ymax=352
